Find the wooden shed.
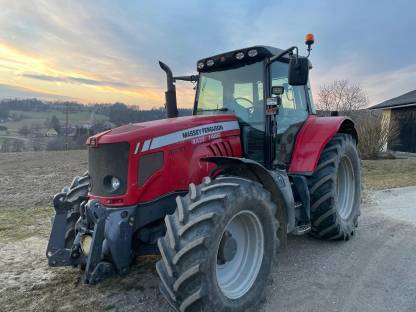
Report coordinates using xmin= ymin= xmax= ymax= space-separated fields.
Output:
xmin=369 ymin=90 xmax=416 ymax=153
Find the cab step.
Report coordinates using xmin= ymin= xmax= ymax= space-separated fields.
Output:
xmin=294 ymin=201 xmax=303 ymax=209
xmin=292 ymin=224 xmax=311 ymax=236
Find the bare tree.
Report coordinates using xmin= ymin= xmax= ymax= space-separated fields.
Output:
xmin=317 ymin=80 xmax=368 ymax=112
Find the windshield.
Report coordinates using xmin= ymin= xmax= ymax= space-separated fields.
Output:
xmin=195 ymin=62 xmax=264 ymax=130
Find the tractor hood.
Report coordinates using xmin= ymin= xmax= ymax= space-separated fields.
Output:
xmin=87 ymin=114 xmax=240 ymax=147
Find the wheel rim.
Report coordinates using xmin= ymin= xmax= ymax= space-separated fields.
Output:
xmin=336 ymin=155 xmax=355 ymax=220
xmin=216 ymin=210 xmax=264 ymax=299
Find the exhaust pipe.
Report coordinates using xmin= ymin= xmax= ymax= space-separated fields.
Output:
xmin=159 ymin=61 xmax=178 ymax=118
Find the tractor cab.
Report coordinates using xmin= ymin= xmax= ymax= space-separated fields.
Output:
xmin=193 ymin=46 xmax=316 ymax=168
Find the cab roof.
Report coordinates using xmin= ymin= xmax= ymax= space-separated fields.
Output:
xmin=196 ymin=45 xmax=289 ymax=73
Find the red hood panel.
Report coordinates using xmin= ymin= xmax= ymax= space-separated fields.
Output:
xmin=87 ymin=113 xmax=243 ymax=206
xmin=92 ymin=114 xmax=239 ymax=144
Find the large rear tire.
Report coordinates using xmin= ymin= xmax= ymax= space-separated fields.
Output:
xmin=307 ymin=133 xmax=361 ymax=240
xmin=156 ymin=176 xmax=278 ymax=312
xmin=62 ymin=173 xmax=89 ymax=248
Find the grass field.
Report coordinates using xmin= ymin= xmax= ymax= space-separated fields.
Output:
xmin=0 ymin=152 xmax=415 ymax=243
xmin=362 ymin=158 xmax=416 ymax=191
xmin=0 ymin=151 xmax=415 ymax=311
xmin=2 ymin=109 xmax=108 ymax=135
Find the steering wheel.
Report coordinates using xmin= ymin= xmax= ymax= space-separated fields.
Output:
xmin=234 ymin=97 xmax=253 ymax=107
xmin=234 ymin=97 xmax=255 ymax=118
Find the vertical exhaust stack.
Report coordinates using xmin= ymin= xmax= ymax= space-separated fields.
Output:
xmin=159 ymin=61 xmax=178 ymax=118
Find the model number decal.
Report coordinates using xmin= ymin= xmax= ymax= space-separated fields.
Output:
xmin=192 ymin=136 xmax=206 ymax=144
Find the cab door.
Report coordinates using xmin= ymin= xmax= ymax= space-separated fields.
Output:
xmin=233 ymin=80 xmax=265 ymax=164
xmin=270 ymin=61 xmax=310 ymax=166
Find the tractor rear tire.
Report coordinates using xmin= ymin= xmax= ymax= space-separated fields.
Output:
xmin=156 ymin=176 xmax=278 ymax=312
xmin=63 ymin=174 xmax=89 ymax=248
xmin=307 ymin=133 xmax=361 ymax=240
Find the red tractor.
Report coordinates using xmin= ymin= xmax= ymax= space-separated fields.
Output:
xmin=47 ymin=34 xmax=361 ymax=311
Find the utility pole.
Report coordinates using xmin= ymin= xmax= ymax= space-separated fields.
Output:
xmin=65 ymin=102 xmax=69 ymax=151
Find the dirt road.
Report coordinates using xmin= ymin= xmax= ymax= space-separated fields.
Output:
xmin=261 ymin=187 xmax=416 ymax=312
xmin=1 ymin=151 xmax=416 ymax=311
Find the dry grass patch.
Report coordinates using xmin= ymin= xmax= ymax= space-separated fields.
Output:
xmin=362 ymin=158 xmax=416 ymax=191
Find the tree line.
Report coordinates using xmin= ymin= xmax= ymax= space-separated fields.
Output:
xmin=0 ymin=99 xmax=192 ymax=126
xmin=0 ymin=80 xmax=395 ymax=158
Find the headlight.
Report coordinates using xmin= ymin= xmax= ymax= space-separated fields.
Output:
xmin=111 ymin=177 xmax=120 ymax=191
xmin=247 ymin=49 xmax=258 ymax=57
xmin=235 ymin=51 xmax=245 ymax=60
xmin=206 ymin=59 xmax=215 ymax=66
xmin=197 ymin=62 xmax=204 ymax=69
xmin=104 ymin=175 xmax=122 ymax=193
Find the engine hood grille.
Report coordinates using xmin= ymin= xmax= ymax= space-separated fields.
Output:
xmin=88 ymin=142 xmax=129 ymax=197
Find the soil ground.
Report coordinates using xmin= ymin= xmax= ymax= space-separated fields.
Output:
xmin=1 ymin=150 xmax=416 ymax=311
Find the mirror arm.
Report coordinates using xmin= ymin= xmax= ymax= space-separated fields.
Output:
xmin=174 ymin=75 xmax=199 ymax=82
xmin=268 ymin=46 xmax=297 ymax=64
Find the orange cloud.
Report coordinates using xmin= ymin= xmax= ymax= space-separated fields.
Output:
xmin=0 ymin=41 xmax=197 ymax=107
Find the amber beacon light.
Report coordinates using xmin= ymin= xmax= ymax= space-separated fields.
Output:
xmin=305 ymin=33 xmax=315 ymax=56
xmin=305 ymin=33 xmax=314 ymax=45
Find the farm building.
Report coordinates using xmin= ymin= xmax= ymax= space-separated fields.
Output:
xmin=370 ymin=90 xmax=416 ymax=153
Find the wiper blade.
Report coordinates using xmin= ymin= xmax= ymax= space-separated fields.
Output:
xmin=198 ymin=107 xmax=229 ymax=112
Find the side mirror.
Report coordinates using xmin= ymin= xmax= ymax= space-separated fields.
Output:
xmin=288 ymin=56 xmax=309 ymax=86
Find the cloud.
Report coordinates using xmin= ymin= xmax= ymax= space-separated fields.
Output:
xmin=22 ymin=74 xmax=65 ymax=83
xmin=0 ymin=83 xmax=76 ymax=101
xmin=362 ymin=65 xmax=416 ymax=106
xmin=310 ymin=60 xmax=416 ymax=107
xmin=68 ymin=77 xmax=129 ymax=88
xmin=0 ymin=0 xmax=415 ymax=108
xmin=23 ymin=73 xmax=130 ymax=88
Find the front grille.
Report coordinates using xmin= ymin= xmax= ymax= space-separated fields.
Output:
xmin=88 ymin=142 xmax=129 ymax=196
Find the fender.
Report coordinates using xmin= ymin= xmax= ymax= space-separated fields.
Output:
xmin=289 ymin=115 xmax=358 ymax=175
xmin=202 ymin=156 xmax=295 ymax=247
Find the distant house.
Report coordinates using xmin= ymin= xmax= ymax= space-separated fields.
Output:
xmin=45 ymin=128 xmax=58 ymax=137
xmin=369 ymin=90 xmax=416 ymax=153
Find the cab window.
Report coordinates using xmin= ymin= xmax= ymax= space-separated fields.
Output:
xmin=196 ymin=62 xmax=264 ymax=130
xmin=271 ymin=61 xmax=308 ymax=133
xmin=271 ymin=61 xmax=309 ymax=165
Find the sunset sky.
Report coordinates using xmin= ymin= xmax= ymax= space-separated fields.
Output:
xmin=0 ymin=0 xmax=415 ymax=109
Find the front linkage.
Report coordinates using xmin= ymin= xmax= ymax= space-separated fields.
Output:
xmin=47 ymin=194 xmax=138 ymax=283
xmin=46 ymin=175 xmax=182 ymax=284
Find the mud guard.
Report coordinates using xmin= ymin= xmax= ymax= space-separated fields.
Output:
xmin=289 ymin=116 xmax=358 ymax=174
xmin=202 ymin=156 xmax=295 ymax=248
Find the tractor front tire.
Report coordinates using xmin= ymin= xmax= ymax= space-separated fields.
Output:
xmin=157 ymin=176 xmax=278 ymax=312
xmin=307 ymin=133 xmax=361 ymax=240
xmin=62 ymin=173 xmax=89 ymax=248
